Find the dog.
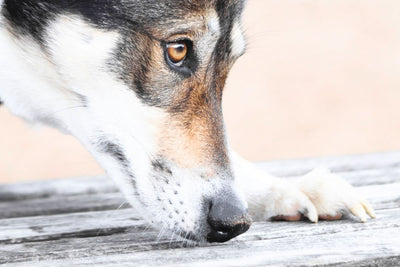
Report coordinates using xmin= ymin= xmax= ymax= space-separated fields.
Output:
xmin=0 ymin=0 xmax=375 ymax=243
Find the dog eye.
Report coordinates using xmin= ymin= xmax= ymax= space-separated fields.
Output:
xmin=166 ymin=41 xmax=188 ymax=65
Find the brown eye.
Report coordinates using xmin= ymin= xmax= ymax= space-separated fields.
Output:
xmin=167 ymin=42 xmax=188 ymax=64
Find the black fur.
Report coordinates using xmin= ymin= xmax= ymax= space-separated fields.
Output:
xmin=152 ymin=159 xmax=173 ymax=176
xmin=99 ymin=140 xmax=129 ymax=168
xmin=75 ymin=93 xmax=88 ymax=108
xmin=2 ymin=1 xmax=235 ymax=42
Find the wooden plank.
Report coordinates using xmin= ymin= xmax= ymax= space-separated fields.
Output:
xmin=0 ymin=209 xmax=142 ymax=243
xmin=0 ymin=170 xmax=398 ymax=220
xmin=258 ymin=151 xmax=400 ymax=177
xmin=335 ymin=167 xmax=400 ymax=186
xmin=0 ymin=152 xmax=399 ymax=202
xmin=0 ymin=192 xmax=128 ymax=219
xmin=357 ymin=183 xmax=400 ymax=210
xmin=0 ymin=176 xmax=115 ymax=201
xmin=0 ymin=168 xmax=400 ymax=219
xmin=0 ymin=182 xmax=398 ymax=245
xmin=1 ymin=208 xmax=399 ymax=266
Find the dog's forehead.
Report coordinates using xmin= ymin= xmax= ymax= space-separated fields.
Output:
xmin=2 ymin=0 xmax=246 ymax=46
xmin=119 ymin=0 xmax=246 ymax=34
xmin=122 ymin=0 xmax=246 ymax=16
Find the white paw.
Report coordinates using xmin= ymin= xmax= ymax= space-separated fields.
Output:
xmin=263 ymin=180 xmax=319 ymax=223
xmin=297 ymin=168 xmax=376 ymax=222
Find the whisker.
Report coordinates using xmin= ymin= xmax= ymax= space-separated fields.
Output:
xmin=142 ymin=223 xmax=153 ymax=233
xmin=169 ymin=229 xmax=176 ymax=246
xmin=157 ymin=222 xmax=167 ymax=242
xmin=51 ymin=105 xmax=87 ymax=116
xmin=116 ymin=200 xmax=127 ymax=210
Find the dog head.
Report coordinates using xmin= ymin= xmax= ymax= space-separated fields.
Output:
xmin=2 ymin=0 xmax=251 ymax=243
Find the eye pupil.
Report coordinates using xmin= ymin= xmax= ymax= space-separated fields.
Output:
xmin=167 ymin=42 xmax=188 ymax=64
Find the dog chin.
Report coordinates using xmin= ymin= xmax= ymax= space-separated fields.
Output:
xmin=134 ymin=197 xmax=211 ymax=244
xmin=176 ymin=230 xmax=208 ymax=244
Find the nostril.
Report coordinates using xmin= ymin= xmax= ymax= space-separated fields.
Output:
xmin=207 ymin=214 xmax=252 ymax=243
xmin=206 ymin=199 xmax=252 ymax=243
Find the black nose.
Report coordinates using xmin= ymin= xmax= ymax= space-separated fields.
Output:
xmin=206 ymin=194 xmax=252 ymax=243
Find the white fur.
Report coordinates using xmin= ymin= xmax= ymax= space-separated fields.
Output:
xmin=195 ymin=11 xmax=221 ymax=69
xmin=207 ymin=11 xmax=220 ymax=37
xmin=230 ymin=21 xmax=246 ymax=57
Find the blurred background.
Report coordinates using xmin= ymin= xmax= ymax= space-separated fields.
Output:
xmin=1 ymin=0 xmax=400 ymax=183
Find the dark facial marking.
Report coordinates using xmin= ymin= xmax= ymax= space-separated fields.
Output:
xmin=95 ymin=138 xmax=147 ymax=207
xmin=75 ymin=93 xmax=88 ymax=108
xmin=2 ymin=0 xmax=57 ymax=44
xmin=96 ymin=139 xmax=141 ymax=200
xmin=99 ymin=141 xmax=129 ymax=168
xmin=2 ymin=0 xmax=132 ymax=43
xmin=151 ymin=159 xmax=173 ymax=175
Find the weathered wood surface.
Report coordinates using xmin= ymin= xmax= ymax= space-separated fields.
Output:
xmin=0 ymin=152 xmax=399 ymax=266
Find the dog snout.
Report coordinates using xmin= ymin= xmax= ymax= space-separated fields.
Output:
xmin=206 ymin=193 xmax=252 ymax=243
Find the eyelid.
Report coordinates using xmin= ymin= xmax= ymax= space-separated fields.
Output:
xmin=165 ymin=33 xmax=193 ymax=43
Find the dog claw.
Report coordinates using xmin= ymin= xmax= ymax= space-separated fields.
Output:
xmin=362 ymin=201 xmax=376 ymax=219
xmin=306 ymin=207 xmax=318 ymax=223
xmin=300 ymin=195 xmax=318 ymax=223
xmin=349 ymin=204 xmax=368 ymax=223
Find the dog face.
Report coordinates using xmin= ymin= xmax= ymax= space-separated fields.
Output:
xmin=1 ymin=0 xmax=250 ymax=242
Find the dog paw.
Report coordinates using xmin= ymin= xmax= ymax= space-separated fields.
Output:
xmin=264 ymin=180 xmax=319 ymax=223
xmin=297 ymin=168 xmax=376 ymax=222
